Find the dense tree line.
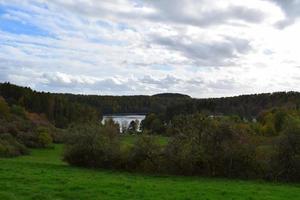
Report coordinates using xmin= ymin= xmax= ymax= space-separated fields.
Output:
xmin=64 ymin=108 xmax=300 ymax=182
xmin=0 ymin=83 xmax=99 ymax=128
xmin=0 ymin=83 xmax=191 ymax=127
xmin=142 ymin=92 xmax=300 ymax=133
xmin=165 ymin=92 xmax=300 ymax=121
xmin=62 ymin=93 xmax=190 ymax=114
xmin=2 ymin=82 xmax=300 ymax=129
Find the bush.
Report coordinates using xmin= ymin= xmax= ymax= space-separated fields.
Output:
xmin=254 ymin=145 xmax=276 ymax=180
xmin=271 ymin=117 xmax=300 ymax=182
xmin=204 ymin=121 xmax=256 ymax=178
xmin=166 ymin=138 xmax=205 ymax=175
xmin=141 ymin=114 xmax=165 ymax=134
xmin=0 ymin=133 xmax=28 ymax=157
xmin=128 ymin=135 xmax=162 ymax=173
xmin=64 ymin=122 xmax=121 ymax=168
xmin=17 ymin=127 xmax=53 ymax=148
xmin=37 ymin=130 xmax=53 ymax=148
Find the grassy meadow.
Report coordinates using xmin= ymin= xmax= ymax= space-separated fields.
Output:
xmin=0 ymin=144 xmax=299 ymax=200
xmin=120 ymin=134 xmax=169 ymax=147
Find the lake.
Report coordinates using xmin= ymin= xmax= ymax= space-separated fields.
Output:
xmin=101 ymin=114 xmax=146 ymax=132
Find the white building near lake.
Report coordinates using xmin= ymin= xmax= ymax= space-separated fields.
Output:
xmin=101 ymin=114 xmax=145 ymax=133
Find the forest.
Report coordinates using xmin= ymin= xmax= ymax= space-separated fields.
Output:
xmin=2 ymin=82 xmax=300 ymax=125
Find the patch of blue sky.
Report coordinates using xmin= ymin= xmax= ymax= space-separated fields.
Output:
xmin=0 ymin=6 xmax=6 ymax=15
xmin=0 ymin=19 xmax=50 ymax=36
xmin=0 ymin=5 xmax=51 ymax=37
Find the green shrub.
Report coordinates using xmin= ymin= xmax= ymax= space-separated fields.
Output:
xmin=64 ymin=122 xmax=121 ymax=168
xmin=255 ymin=145 xmax=276 ymax=180
xmin=271 ymin=117 xmax=300 ymax=182
xmin=0 ymin=133 xmax=28 ymax=157
xmin=128 ymin=135 xmax=162 ymax=173
xmin=37 ymin=131 xmax=53 ymax=148
xmin=17 ymin=127 xmax=53 ymax=148
xmin=141 ymin=114 xmax=165 ymax=134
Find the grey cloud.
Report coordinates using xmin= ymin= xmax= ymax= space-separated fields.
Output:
xmin=44 ymin=0 xmax=266 ymax=28
xmin=207 ymin=79 xmax=237 ymax=90
xmin=140 ymin=75 xmax=181 ymax=88
xmin=186 ymin=79 xmax=205 ymax=86
xmin=42 ymin=72 xmax=133 ymax=93
xmin=145 ymin=0 xmax=266 ymax=27
xmin=41 ymin=73 xmax=186 ymax=94
xmin=151 ymin=35 xmax=251 ymax=66
xmin=91 ymin=79 xmax=133 ymax=92
xmin=270 ymin=0 xmax=300 ymax=28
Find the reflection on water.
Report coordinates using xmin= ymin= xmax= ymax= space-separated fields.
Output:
xmin=101 ymin=114 xmax=145 ymax=132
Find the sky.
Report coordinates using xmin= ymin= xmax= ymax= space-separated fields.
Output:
xmin=0 ymin=0 xmax=300 ymax=98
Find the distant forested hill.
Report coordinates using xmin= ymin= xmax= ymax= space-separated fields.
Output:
xmin=62 ymin=93 xmax=191 ymax=115
xmin=1 ymin=82 xmax=300 ymax=127
xmin=0 ymin=83 xmax=190 ymax=127
xmin=165 ymin=92 xmax=300 ymax=120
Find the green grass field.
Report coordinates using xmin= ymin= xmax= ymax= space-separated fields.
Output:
xmin=120 ymin=134 xmax=169 ymax=147
xmin=0 ymin=145 xmax=299 ymax=200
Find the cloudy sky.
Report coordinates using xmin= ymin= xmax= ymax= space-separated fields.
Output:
xmin=0 ymin=0 xmax=300 ymax=97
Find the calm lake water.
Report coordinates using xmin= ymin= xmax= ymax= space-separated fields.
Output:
xmin=101 ymin=114 xmax=145 ymax=132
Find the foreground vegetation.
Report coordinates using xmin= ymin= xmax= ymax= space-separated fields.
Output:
xmin=1 ymin=145 xmax=299 ymax=200
xmin=64 ymin=109 xmax=300 ymax=182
